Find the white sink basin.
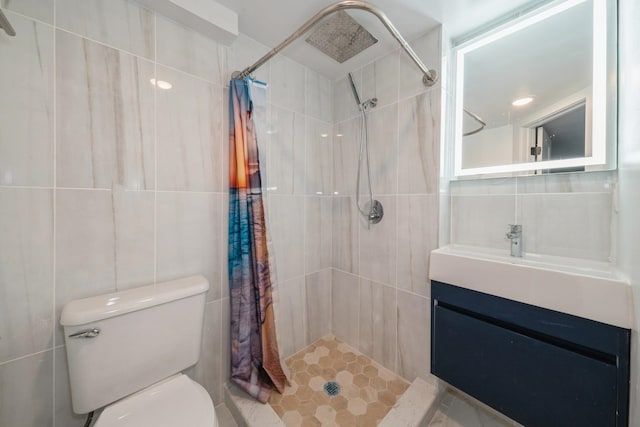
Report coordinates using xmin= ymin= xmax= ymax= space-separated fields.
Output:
xmin=429 ymin=245 xmax=632 ymax=328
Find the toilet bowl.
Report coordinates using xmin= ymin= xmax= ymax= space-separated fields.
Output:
xmin=94 ymin=374 xmax=217 ymax=427
xmin=61 ymin=275 xmax=218 ymax=426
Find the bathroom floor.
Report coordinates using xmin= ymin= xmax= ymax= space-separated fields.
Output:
xmin=427 ymin=392 xmax=519 ymax=427
xmin=269 ymin=336 xmax=409 ymax=426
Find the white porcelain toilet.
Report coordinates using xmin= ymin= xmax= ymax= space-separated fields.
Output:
xmin=61 ymin=275 xmax=218 ymax=427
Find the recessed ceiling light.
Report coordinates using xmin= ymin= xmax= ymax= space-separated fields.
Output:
xmin=512 ymin=97 xmax=533 ymax=106
xmin=150 ymin=78 xmax=172 ymax=90
xmin=320 ymin=133 xmax=329 ymax=138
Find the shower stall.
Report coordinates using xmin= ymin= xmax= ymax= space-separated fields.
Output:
xmin=228 ymin=1 xmax=444 ymax=425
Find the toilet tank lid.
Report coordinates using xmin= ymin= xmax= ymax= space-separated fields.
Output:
xmin=61 ymin=275 xmax=209 ymax=326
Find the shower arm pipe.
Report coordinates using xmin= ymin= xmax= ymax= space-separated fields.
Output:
xmin=0 ymin=8 xmax=16 ymax=37
xmin=463 ymin=108 xmax=486 ymax=137
xmin=232 ymin=0 xmax=438 ymax=86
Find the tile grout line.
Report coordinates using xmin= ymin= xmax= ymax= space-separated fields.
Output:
xmin=52 ymin=0 xmax=58 ymax=423
xmin=153 ymin=12 xmax=158 ymax=288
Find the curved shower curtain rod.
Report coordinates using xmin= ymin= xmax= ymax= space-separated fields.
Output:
xmin=232 ymin=0 xmax=438 ymax=86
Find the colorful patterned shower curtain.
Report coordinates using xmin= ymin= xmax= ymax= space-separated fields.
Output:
xmin=228 ymin=78 xmax=287 ymax=403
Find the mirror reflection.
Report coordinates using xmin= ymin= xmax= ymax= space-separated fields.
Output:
xmin=454 ymin=0 xmax=614 ymax=176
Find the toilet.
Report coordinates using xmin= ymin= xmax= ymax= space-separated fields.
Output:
xmin=61 ymin=275 xmax=218 ymax=427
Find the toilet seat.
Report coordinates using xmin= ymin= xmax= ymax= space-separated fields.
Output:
xmin=94 ymin=374 xmax=218 ymax=427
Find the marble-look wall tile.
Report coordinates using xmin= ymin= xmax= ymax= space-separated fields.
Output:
xmin=156 ymin=192 xmax=222 ymax=301
xmin=221 ymin=194 xmax=229 ymax=299
xmin=0 ymin=14 xmax=53 ymax=187
xmin=276 ymin=277 xmax=307 ymax=358
xmin=0 ymin=350 xmax=53 ymax=427
xmin=450 ymin=177 xmax=516 ymax=196
xmin=397 ymin=195 xmax=438 ymax=298
xmin=268 ymin=106 xmax=306 ymax=194
xmin=450 ymin=195 xmax=516 ymax=250
xmin=2 ymin=0 xmax=53 ymax=24
xmin=112 ymin=188 xmax=155 ymax=290
xmin=398 ymin=91 xmax=440 ymax=194
xmin=56 ymin=189 xmax=155 ymax=337
xmin=332 ymin=117 xmax=359 ymax=196
xmin=267 ymin=195 xmax=304 ymax=282
xmin=156 ymin=66 xmax=223 ymax=192
xmin=359 ymin=195 xmax=396 ymax=286
xmin=399 ymin=28 xmax=441 ymax=100
xmin=228 ymin=33 xmax=270 ymax=84
xmin=156 ymin=15 xmax=227 ymax=85
xmin=192 ymin=300 xmax=223 ymax=404
xmin=333 ymin=70 xmax=361 ymax=122
xmin=359 ymin=279 xmax=396 ymax=371
xmin=56 ymin=189 xmax=115 ymax=334
xmin=305 ymin=270 xmax=331 ymax=343
xmin=518 ymin=193 xmax=612 ymax=260
xmin=331 ymin=269 xmax=359 ymax=345
xmin=220 ymin=298 xmax=230 ymax=398
xmin=332 ymin=196 xmax=359 ymax=274
xmin=367 ymin=105 xmax=398 ymax=195
xmin=362 ymin=50 xmax=399 ymax=108
xmin=56 ymin=0 xmax=154 ymax=59
xmin=306 ymin=69 xmax=332 ymax=122
xmin=56 ymin=31 xmax=155 ymax=190
xmin=0 ymin=188 xmax=53 ymax=363
xmin=516 ymin=170 xmax=617 ymax=194
xmin=305 ymin=118 xmax=333 ymax=195
xmin=54 ymin=347 xmax=85 ymax=427
xmin=305 ymin=196 xmax=332 ymax=273
xmin=396 ymin=291 xmax=430 ymax=382
xmin=270 ymin=55 xmax=305 ymax=114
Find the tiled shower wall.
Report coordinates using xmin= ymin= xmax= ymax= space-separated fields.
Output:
xmin=448 ymin=170 xmax=617 ymax=262
xmin=330 ymin=28 xmax=442 ymax=384
xmin=0 ymin=0 xmax=331 ymax=425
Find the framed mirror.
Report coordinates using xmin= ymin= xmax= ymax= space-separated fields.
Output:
xmin=453 ymin=0 xmax=617 ymax=177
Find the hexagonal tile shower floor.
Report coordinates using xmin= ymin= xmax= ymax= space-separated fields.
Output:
xmin=269 ymin=336 xmax=410 ymax=426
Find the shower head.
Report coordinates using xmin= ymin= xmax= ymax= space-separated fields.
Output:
xmin=305 ymin=11 xmax=378 ymax=63
xmin=347 ymin=72 xmax=362 ymax=106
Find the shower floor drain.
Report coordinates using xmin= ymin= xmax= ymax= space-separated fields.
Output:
xmin=323 ymin=381 xmax=340 ymax=396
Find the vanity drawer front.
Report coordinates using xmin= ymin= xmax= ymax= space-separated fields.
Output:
xmin=432 ymin=303 xmax=619 ymax=427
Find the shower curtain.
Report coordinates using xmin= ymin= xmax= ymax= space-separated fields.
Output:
xmin=228 ymin=78 xmax=287 ymax=403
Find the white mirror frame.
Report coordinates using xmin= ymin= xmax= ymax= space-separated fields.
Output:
xmin=453 ymin=0 xmax=611 ymax=177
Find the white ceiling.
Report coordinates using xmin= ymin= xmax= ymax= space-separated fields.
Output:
xmin=217 ymin=0 xmax=535 ymax=79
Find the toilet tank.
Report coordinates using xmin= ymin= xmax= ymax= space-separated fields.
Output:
xmin=61 ymin=275 xmax=209 ymax=414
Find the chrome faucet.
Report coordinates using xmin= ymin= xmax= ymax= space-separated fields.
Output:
xmin=506 ymin=224 xmax=522 ymax=257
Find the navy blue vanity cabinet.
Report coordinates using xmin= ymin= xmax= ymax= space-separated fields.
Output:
xmin=430 ymin=281 xmax=630 ymax=427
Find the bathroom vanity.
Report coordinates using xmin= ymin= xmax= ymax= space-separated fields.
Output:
xmin=429 ymin=246 xmax=631 ymax=427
